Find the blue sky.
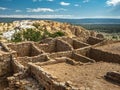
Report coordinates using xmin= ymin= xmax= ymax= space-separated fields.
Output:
xmin=0 ymin=0 xmax=120 ymax=18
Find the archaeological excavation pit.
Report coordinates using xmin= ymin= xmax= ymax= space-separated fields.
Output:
xmin=29 ymin=59 xmax=120 ymax=90
xmin=7 ymin=42 xmax=43 ymax=57
xmin=77 ymin=36 xmax=104 ymax=45
xmin=35 ymin=38 xmax=90 ymax=54
xmin=58 ymin=37 xmax=90 ymax=49
xmin=74 ymin=41 xmax=120 ymax=64
xmin=14 ymin=54 xmax=50 ymax=67
xmin=47 ymin=50 xmax=95 ymax=64
xmin=35 ymin=39 xmax=73 ymax=53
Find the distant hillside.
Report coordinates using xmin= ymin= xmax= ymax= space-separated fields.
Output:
xmin=0 ymin=18 xmax=120 ymax=24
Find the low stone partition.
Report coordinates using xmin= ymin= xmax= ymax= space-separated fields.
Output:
xmin=58 ymin=37 xmax=73 ymax=45
xmin=74 ymin=42 xmax=120 ymax=64
xmin=17 ymin=54 xmax=50 ymax=66
xmin=12 ymin=54 xmax=50 ymax=73
xmin=86 ymin=37 xmax=104 ymax=45
xmin=35 ymin=40 xmax=56 ymax=53
xmin=35 ymin=39 xmax=73 ymax=53
xmin=0 ymin=42 xmax=10 ymax=52
xmin=71 ymin=53 xmax=95 ymax=63
xmin=36 ymin=44 xmax=53 ymax=53
xmin=48 ymin=51 xmax=72 ymax=59
xmin=74 ymin=46 xmax=91 ymax=56
xmin=93 ymin=40 xmax=120 ymax=48
xmin=77 ymin=36 xmax=104 ymax=45
xmin=52 ymin=37 xmax=90 ymax=50
xmin=89 ymin=48 xmax=120 ymax=64
xmin=73 ymin=40 xmax=89 ymax=49
xmin=11 ymin=57 xmax=25 ymax=73
xmin=48 ymin=50 xmax=94 ymax=63
xmin=56 ymin=39 xmax=73 ymax=52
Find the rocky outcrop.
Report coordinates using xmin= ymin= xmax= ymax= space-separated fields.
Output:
xmin=0 ymin=20 xmax=97 ymax=42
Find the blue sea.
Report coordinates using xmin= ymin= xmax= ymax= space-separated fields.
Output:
xmin=0 ymin=18 xmax=120 ymax=24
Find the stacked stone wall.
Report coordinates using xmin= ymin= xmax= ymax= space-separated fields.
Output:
xmin=89 ymin=48 xmax=120 ymax=63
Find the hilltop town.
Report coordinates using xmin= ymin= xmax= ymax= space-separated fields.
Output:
xmin=0 ymin=20 xmax=120 ymax=90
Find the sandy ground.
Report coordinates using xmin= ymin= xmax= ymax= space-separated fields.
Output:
xmin=42 ymin=62 xmax=120 ymax=90
xmin=96 ymin=42 xmax=120 ymax=55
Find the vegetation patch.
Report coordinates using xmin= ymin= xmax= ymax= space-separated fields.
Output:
xmin=11 ymin=29 xmax=65 ymax=42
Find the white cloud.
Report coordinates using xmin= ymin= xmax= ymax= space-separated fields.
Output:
xmin=106 ymin=0 xmax=120 ymax=6
xmin=15 ymin=10 xmax=22 ymax=12
xmin=33 ymin=0 xmax=37 ymax=2
xmin=33 ymin=0 xmax=53 ymax=2
xmin=0 ymin=14 xmax=72 ymax=19
xmin=74 ymin=4 xmax=79 ymax=7
xmin=32 ymin=0 xmax=42 ymax=2
xmin=60 ymin=2 xmax=70 ymax=6
xmin=55 ymin=8 xmax=67 ymax=11
xmin=26 ymin=8 xmax=67 ymax=12
xmin=83 ymin=0 xmax=89 ymax=3
xmin=27 ymin=8 xmax=54 ymax=12
xmin=47 ymin=0 xmax=54 ymax=2
xmin=0 ymin=7 xmax=7 ymax=10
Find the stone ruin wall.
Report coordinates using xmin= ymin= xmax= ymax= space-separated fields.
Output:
xmin=11 ymin=57 xmax=25 ymax=73
xmin=71 ymin=52 xmax=95 ymax=63
xmin=7 ymin=42 xmax=31 ymax=57
xmin=74 ymin=40 xmax=120 ymax=64
xmin=0 ymin=53 xmax=12 ymax=77
xmin=36 ymin=40 xmax=56 ymax=53
xmin=56 ymin=39 xmax=73 ymax=52
xmin=48 ymin=51 xmax=72 ymax=59
xmin=73 ymin=40 xmax=89 ymax=49
xmin=29 ymin=63 xmax=66 ymax=90
xmin=89 ymin=48 xmax=120 ymax=64
xmin=36 ymin=39 xmax=74 ymax=53
xmin=86 ymin=37 xmax=104 ymax=45
xmin=7 ymin=42 xmax=43 ymax=57
xmin=29 ymin=59 xmax=80 ymax=90
xmin=74 ymin=46 xmax=91 ymax=56
xmin=30 ymin=43 xmax=43 ymax=57
xmin=0 ymin=36 xmax=120 ymax=90
xmin=1 ymin=20 xmax=120 ymax=89
xmin=16 ymin=54 xmax=49 ymax=67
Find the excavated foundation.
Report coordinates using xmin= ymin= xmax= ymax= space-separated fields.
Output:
xmin=0 ymin=37 xmax=120 ymax=90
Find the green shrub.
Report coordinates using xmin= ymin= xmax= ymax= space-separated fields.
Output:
xmin=23 ymin=29 xmax=42 ymax=42
xmin=42 ymin=30 xmax=65 ymax=38
xmin=42 ymin=30 xmax=51 ymax=39
xmin=11 ymin=29 xmax=65 ymax=42
xmin=11 ymin=32 xmax=22 ymax=42
xmin=50 ymin=31 xmax=65 ymax=38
